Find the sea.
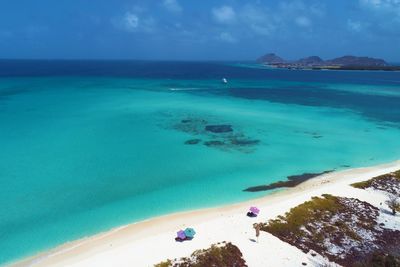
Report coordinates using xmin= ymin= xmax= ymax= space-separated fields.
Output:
xmin=1 ymin=60 xmax=400 ymax=265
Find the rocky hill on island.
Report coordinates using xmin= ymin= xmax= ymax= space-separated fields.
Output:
xmin=296 ymin=56 xmax=324 ymax=65
xmin=256 ymin=53 xmax=286 ymax=64
xmin=325 ymin=55 xmax=387 ymax=67
xmin=256 ymin=53 xmax=391 ymax=69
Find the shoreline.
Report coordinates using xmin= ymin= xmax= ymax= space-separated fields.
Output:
xmin=12 ymin=159 xmax=400 ymax=267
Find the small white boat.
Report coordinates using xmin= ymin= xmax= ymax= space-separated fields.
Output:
xmin=222 ymin=78 xmax=228 ymax=84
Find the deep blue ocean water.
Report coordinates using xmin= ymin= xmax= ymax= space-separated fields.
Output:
xmin=0 ymin=60 xmax=400 ymax=265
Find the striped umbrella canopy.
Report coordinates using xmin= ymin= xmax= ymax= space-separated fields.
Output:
xmin=184 ymin=228 xmax=196 ymax=238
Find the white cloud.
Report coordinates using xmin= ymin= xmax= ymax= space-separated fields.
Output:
xmin=113 ymin=9 xmax=156 ymax=33
xmin=360 ymin=0 xmax=400 ymax=13
xmin=163 ymin=0 xmax=182 ymax=13
xmin=218 ymin=32 xmax=237 ymax=43
xmin=212 ymin=6 xmax=236 ymax=24
xmin=360 ymin=0 xmax=382 ymax=7
xmin=241 ymin=5 xmax=268 ymax=24
xmin=359 ymin=0 xmax=400 ymax=27
xmin=250 ymin=24 xmax=275 ymax=36
xmin=210 ymin=2 xmax=319 ymax=39
xmin=347 ymin=19 xmax=363 ymax=32
xmin=124 ymin=12 xmax=139 ymax=30
xmin=295 ymin=16 xmax=312 ymax=27
xmin=279 ymin=1 xmax=306 ymax=12
xmin=360 ymin=0 xmax=400 ymax=8
xmin=240 ymin=5 xmax=277 ymax=36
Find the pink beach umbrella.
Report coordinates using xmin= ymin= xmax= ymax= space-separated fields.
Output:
xmin=250 ymin=206 xmax=260 ymax=215
xmin=177 ymin=230 xmax=186 ymax=239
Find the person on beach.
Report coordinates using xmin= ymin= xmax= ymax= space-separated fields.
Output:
xmin=253 ymin=223 xmax=261 ymax=243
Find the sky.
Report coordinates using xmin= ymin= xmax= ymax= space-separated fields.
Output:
xmin=0 ymin=0 xmax=399 ymax=61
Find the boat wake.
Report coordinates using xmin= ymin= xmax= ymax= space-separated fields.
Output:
xmin=169 ymin=87 xmax=207 ymax=91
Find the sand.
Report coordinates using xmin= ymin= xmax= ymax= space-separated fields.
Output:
xmin=12 ymin=160 xmax=400 ymax=267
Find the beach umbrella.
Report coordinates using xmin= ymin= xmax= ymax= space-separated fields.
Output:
xmin=177 ymin=230 xmax=186 ymax=239
xmin=184 ymin=228 xmax=196 ymax=238
xmin=250 ymin=206 xmax=260 ymax=215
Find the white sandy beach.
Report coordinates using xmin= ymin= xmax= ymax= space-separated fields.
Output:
xmin=13 ymin=160 xmax=400 ymax=267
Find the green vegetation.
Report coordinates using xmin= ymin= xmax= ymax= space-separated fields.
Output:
xmin=351 ymin=170 xmax=400 ymax=215
xmin=352 ymin=170 xmax=400 ymax=189
xmin=351 ymin=180 xmax=373 ymax=189
xmin=260 ymin=194 xmax=392 ymax=266
xmin=353 ymin=252 xmax=400 ymax=267
xmin=261 ymin=194 xmax=356 ymax=240
xmin=262 ymin=195 xmax=339 ymax=235
xmin=155 ymin=260 xmax=172 ymax=267
xmin=385 ymin=195 xmax=400 ymax=215
xmin=351 ymin=170 xmax=400 ymax=194
xmin=154 ymin=242 xmax=247 ymax=267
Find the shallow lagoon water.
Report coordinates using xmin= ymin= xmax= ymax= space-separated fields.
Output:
xmin=1 ymin=62 xmax=400 ymax=264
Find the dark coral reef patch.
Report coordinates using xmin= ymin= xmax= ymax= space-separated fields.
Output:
xmin=184 ymin=139 xmax=202 ymax=145
xmin=170 ymin=116 xmax=261 ymax=152
xmin=205 ymin=124 xmax=233 ymax=133
xmin=244 ymin=171 xmax=332 ymax=192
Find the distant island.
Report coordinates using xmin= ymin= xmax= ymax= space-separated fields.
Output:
xmin=257 ymin=53 xmax=400 ymax=71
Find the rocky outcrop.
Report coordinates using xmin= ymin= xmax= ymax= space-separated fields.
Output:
xmin=296 ymin=56 xmax=324 ymax=65
xmin=257 ymin=53 xmax=389 ymax=68
xmin=326 ymin=55 xmax=388 ymax=67
xmin=256 ymin=53 xmax=285 ymax=64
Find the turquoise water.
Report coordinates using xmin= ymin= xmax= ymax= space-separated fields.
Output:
xmin=1 ymin=63 xmax=400 ymax=264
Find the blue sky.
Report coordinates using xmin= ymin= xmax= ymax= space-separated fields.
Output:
xmin=0 ymin=0 xmax=399 ymax=61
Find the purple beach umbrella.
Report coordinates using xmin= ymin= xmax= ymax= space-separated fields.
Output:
xmin=250 ymin=206 xmax=260 ymax=215
xmin=177 ymin=230 xmax=186 ymax=239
